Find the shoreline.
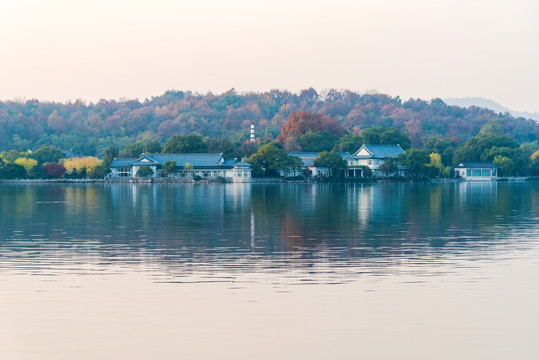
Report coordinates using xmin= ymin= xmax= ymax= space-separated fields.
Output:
xmin=1 ymin=177 xmax=530 ymax=184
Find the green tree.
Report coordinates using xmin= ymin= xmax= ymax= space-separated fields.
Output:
xmin=379 ymin=156 xmax=399 ymax=176
xmin=332 ymin=134 xmax=363 ymax=153
xmin=0 ymin=163 xmax=28 ymax=179
xmin=358 ymin=165 xmax=372 ymax=177
xmin=30 ymin=147 xmax=66 ymax=165
xmin=314 ymin=151 xmax=347 ymax=177
xmin=402 ymin=149 xmax=430 ymax=178
xmin=362 ymin=127 xmax=411 ymax=149
xmin=123 ymin=141 xmax=145 ymax=158
xmin=28 ymin=164 xmax=46 ymax=179
xmin=493 ymin=155 xmax=515 ymax=177
xmin=379 ymin=127 xmax=411 ymax=150
xmin=103 ymin=146 xmax=119 ymax=166
xmin=136 ymin=165 xmax=154 ymax=177
xmin=183 ymin=162 xmax=194 ymax=176
xmin=248 ymin=144 xmax=301 ymax=177
xmin=479 ymin=117 xmax=505 ymax=136
xmin=91 ymin=164 xmax=110 ymax=179
xmin=145 ymin=140 xmax=162 ymax=154
xmin=299 ymin=131 xmax=339 ymax=152
xmin=362 ymin=127 xmax=384 ymax=144
xmin=163 ymin=161 xmax=178 ymax=177
xmin=162 ymin=134 xmax=208 ymax=154
xmin=453 ymin=134 xmax=519 ymax=164
xmin=206 ymin=138 xmax=235 ymax=157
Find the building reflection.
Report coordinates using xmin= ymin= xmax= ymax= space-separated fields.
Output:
xmin=1 ymin=183 xmax=538 ymax=279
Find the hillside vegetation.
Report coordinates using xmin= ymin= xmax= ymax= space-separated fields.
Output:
xmin=2 ymin=89 xmax=539 ymax=155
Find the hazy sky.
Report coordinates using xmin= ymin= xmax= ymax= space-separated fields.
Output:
xmin=1 ymin=0 xmax=538 ymax=112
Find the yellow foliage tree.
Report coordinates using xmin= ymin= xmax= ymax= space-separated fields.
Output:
xmin=60 ymin=157 xmax=101 ymax=177
xmin=530 ymin=150 xmax=539 ymax=162
xmin=14 ymin=157 xmax=37 ymax=172
xmin=428 ymin=153 xmax=444 ymax=171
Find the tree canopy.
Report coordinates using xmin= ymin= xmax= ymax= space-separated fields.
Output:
xmin=248 ymin=144 xmax=302 ymax=177
xmin=1 ymin=90 xmax=538 ymax=157
xmin=314 ymin=151 xmax=347 ymax=177
xmin=162 ymin=134 xmax=208 ymax=154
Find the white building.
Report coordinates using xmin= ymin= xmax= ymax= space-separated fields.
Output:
xmin=109 ymin=153 xmax=251 ymax=180
xmin=279 ymin=145 xmax=406 ymax=178
xmin=455 ymin=162 xmax=498 ymax=181
xmin=347 ymin=144 xmax=406 ymax=176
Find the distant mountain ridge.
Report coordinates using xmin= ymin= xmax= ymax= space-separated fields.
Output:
xmin=445 ymin=97 xmax=539 ymax=121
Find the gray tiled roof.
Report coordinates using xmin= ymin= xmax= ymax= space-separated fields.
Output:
xmin=455 ymin=162 xmax=497 ymax=169
xmin=354 ymin=145 xmax=405 ymax=158
xmin=111 ymin=153 xmax=231 ymax=168
xmin=287 ymin=152 xmax=350 ymax=167
xmin=234 ymin=160 xmax=252 ymax=167
xmin=110 ymin=158 xmax=136 ymax=167
xmin=222 ymin=158 xmax=237 ymax=167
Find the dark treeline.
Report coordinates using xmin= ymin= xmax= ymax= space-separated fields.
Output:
xmin=2 ymin=88 xmax=539 ymax=155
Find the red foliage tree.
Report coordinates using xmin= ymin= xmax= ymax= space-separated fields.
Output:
xmin=43 ymin=162 xmax=66 ymax=178
xmin=277 ymin=111 xmax=346 ymax=143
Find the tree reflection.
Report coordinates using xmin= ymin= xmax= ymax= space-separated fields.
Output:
xmin=1 ymin=183 xmax=539 ymax=277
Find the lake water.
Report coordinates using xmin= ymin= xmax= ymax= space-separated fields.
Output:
xmin=1 ymin=183 xmax=539 ymax=359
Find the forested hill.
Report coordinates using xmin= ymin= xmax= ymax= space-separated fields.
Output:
xmin=1 ymin=89 xmax=538 ymax=155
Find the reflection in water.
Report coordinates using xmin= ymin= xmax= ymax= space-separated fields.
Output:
xmin=2 ymin=183 xmax=539 ymax=360
xmin=1 ymin=182 xmax=539 ymax=284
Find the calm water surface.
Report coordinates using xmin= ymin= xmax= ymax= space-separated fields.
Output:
xmin=1 ymin=183 xmax=538 ymax=359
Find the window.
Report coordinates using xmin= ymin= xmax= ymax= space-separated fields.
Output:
xmin=472 ymin=169 xmax=481 ymax=177
xmin=482 ymin=169 xmax=490 ymax=177
xmin=118 ymin=167 xmax=132 ymax=177
xmin=492 ymin=169 xmax=497 ymax=176
xmin=466 ymin=169 xmax=471 ymax=177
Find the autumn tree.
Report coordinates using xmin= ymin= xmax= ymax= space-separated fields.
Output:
xmin=43 ymin=162 xmax=66 ymax=178
xmin=60 ymin=157 xmax=101 ymax=177
xmin=14 ymin=157 xmax=37 ymax=172
xmin=277 ymin=111 xmax=345 ymax=144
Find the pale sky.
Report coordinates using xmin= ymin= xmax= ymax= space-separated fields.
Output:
xmin=1 ymin=0 xmax=538 ymax=112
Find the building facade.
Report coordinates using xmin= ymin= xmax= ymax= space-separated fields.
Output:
xmin=455 ymin=162 xmax=498 ymax=181
xmin=280 ymin=145 xmax=405 ymax=178
xmin=109 ymin=153 xmax=251 ymax=180
xmin=346 ymin=144 xmax=406 ymax=176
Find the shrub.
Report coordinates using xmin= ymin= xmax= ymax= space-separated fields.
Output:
xmin=136 ymin=165 xmax=154 ymax=177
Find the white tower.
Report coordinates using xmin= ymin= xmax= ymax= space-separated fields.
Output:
xmin=250 ymin=124 xmax=255 ymax=143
